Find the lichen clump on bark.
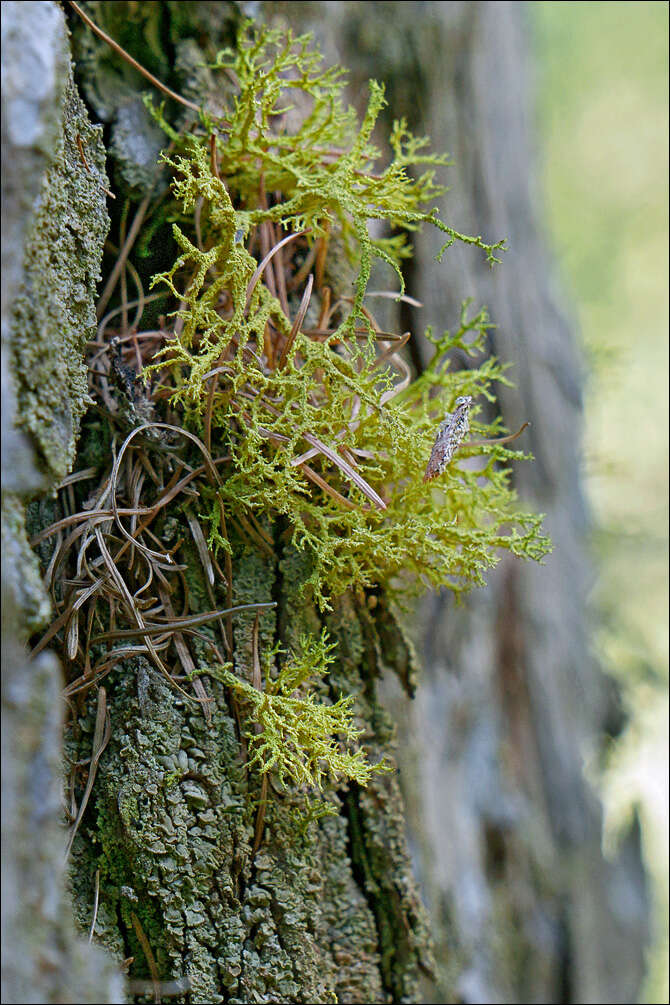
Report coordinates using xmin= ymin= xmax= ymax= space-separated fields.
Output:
xmin=34 ymin=18 xmax=551 ymax=820
xmin=126 ymin=20 xmax=550 ymax=791
xmin=145 ymin=21 xmax=548 ymax=612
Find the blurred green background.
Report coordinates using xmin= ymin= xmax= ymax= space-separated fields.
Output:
xmin=531 ymin=3 xmax=668 ymax=1001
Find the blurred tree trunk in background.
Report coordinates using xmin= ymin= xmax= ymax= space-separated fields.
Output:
xmin=277 ymin=2 xmax=650 ymax=1003
xmin=2 ymin=2 xmax=650 ymax=1004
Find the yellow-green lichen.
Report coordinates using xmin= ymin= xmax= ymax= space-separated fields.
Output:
xmin=209 ymin=629 xmax=391 ymax=792
xmin=143 ymin=21 xmax=549 ymax=613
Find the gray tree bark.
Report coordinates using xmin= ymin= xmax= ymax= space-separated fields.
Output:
xmin=1 ymin=3 xmax=123 ymax=1002
xmin=280 ymin=3 xmax=650 ymax=1003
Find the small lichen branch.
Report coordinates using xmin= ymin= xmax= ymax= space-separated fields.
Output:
xmin=205 ymin=630 xmax=391 ymax=796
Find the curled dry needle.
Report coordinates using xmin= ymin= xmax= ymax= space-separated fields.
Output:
xmin=271 ymin=226 xmax=290 ymax=318
xmin=130 ymin=910 xmax=161 ymax=1005
xmin=158 ymin=584 xmax=211 ymax=722
xmin=277 ymin=273 xmax=313 ymax=370
xmin=94 ymin=293 xmax=165 ymax=347
xmin=245 ymin=230 xmax=310 ymax=314
xmin=109 ymin=421 xmax=225 ymax=566
xmin=88 ymin=603 xmax=274 ymax=643
xmin=93 ymin=524 xmax=194 ymax=701
xmin=300 ymin=431 xmax=387 ymax=511
xmin=102 ymin=240 xmax=147 ymax=340
xmin=250 ymin=613 xmax=269 ymax=857
xmin=236 ymin=387 xmax=387 ymax=512
xmin=88 ymin=868 xmax=100 ymax=943
xmin=64 ymin=686 xmax=111 ymax=860
xmin=467 ymin=421 xmax=530 ymax=450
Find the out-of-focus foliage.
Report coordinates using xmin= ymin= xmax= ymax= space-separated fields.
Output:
xmin=532 ymin=4 xmax=668 ymax=1001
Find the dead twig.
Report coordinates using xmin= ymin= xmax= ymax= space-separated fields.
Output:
xmin=130 ymin=910 xmax=161 ymax=1005
xmin=68 ymin=2 xmax=200 ymax=113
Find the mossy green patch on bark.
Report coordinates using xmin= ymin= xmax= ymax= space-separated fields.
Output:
xmin=9 ymin=66 xmax=109 ymax=483
xmin=5 ymin=49 xmax=109 ymax=634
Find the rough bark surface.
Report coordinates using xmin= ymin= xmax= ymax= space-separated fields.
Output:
xmin=1 ymin=3 xmax=123 ymax=1002
xmin=64 ymin=535 xmax=432 ymax=1003
xmin=8 ymin=3 xmax=432 ymax=1003
xmin=277 ymin=3 xmax=650 ymax=1003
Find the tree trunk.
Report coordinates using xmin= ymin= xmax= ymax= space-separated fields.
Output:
xmin=5 ymin=3 xmax=431 ymax=1003
xmin=280 ymin=3 xmax=650 ymax=1003
xmin=1 ymin=2 xmax=123 ymax=1001
xmin=1 ymin=3 xmax=649 ymax=1005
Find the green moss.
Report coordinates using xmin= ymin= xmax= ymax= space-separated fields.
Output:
xmin=10 ymin=68 xmax=109 ymax=483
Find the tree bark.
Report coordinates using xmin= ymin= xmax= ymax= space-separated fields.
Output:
xmin=280 ymin=3 xmax=650 ymax=1003
xmin=1 ymin=3 xmax=123 ymax=1001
